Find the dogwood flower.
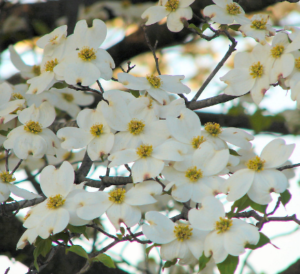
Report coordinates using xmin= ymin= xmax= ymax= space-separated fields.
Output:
xmin=239 ymin=14 xmax=275 ymax=44
xmin=118 ymin=72 xmax=191 ymax=104
xmin=225 ymin=138 xmax=295 ymax=204
xmin=203 ymin=0 xmax=249 ymax=25
xmin=189 ymin=197 xmax=259 ymax=263
xmin=4 ymin=102 xmax=59 ymax=159
xmin=141 ymin=0 xmax=195 ymax=32
xmin=75 ymin=181 xmax=162 ymax=229
xmin=143 ymin=211 xmax=207 ymax=264
xmin=221 ymin=43 xmax=271 ymax=104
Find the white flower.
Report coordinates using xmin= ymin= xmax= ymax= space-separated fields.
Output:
xmin=189 ymin=197 xmax=259 ymax=263
xmin=4 ymin=102 xmax=59 ymax=159
xmin=9 ymin=46 xmax=41 ymax=79
xmin=54 ymin=19 xmax=115 ymax=86
xmin=225 ymin=138 xmax=295 ymax=204
xmin=203 ymin=0 xmax=250 ymax=25
xmin=221 ymin=43 xmax=271 ymax=105
xmin=163 ymin=142 xmax=229 ymax=202
xmin=57 ymin=102 xmax=114 ymax=161
xmin=23 ymin=161 xmax=88 ymax=239
xmin=17 ymin=227 xmax=38 ymax=249
xmin=118 ymin=72 xmax=190 ymax=105
xmin=141 ymin=0 xmax=195 ymax=32
xmin=0 ymin=170 xmax=39 ymax=202
xmin=75 ymin=181 xmax=162 ymax=229
xmin=143 ymin=211 xmax=207 ymax=264
xmin=239 ymin=14 xmax=275 ymax=44
xmin=108 ymin=140 xmax=186 ymax=183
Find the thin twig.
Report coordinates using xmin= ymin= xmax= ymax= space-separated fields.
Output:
xmin=86 ymin=223 xmax=118 ymax=240
xmin=96 ymin=80 xmax=104 ymax=94
xmin=267 ymin=197 xmax=281 ymax=216
xmin=4 ymin=267 xmax=10 ymax=274
xmin=10 ymin=159 xmax=23 ymax=174
xmin=5 ymin=149 xmax=9 ymax=172
xmin=277 ymin=163 xmax=300 ymax=171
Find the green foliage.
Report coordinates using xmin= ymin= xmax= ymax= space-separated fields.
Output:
xmin=245 ymin=232 xmax=270 ymax=249
xmin=130 ymin=90 xmax=140 ymax=98
xmin=66 ymin=245 xmax=89 ymax=259
xmin=280 ymin=190 xmax=291 ymax=206
xmin=198 ymin=252 xmax=211 ymax=271
xmin=0 ymin=128 xmax=12 ymax=137
xmin=91 ymin=253 xmax=116 ymax=268
xmin=120 ymin=227 xmax=126 ymax=236
xmin=50 ymin=232 xmax=69 ymax=244
xmin=217 ymin=255 xmax=239 ymax=274
xmin=145 ymin=243 xmax=160 ymax=257
xmin=163 ymin=259 xmax=178 ymax=269
xmin=228 ymin=24 xmax=241 ymax=31
xmin=229 ymin=148 xmax=240 ymax=156
xmin=67 ymin=224 xmax=89 ymax=239
xmin=33 ymin=238 xmax=52 ymax=270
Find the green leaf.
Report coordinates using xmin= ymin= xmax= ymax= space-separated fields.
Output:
xmin=0 ymin=128 xmax=12 ymax=137
xmin=227 ymin=195 xmax=250 ymax=218
xmin=91 ymin=253 xmax=116 ymax=268
xmin=145 ymin=244 xmax=160 ymax=257
xmin=228 ymin=24 xmax=241 ymax=31
xmin=245 ymin=232 xmax=270 ymax=249
xmin=130 ymin=90 xmax=140 ymax=98
xmin=50 ymin=232 xmax=69 ymax=244
xmin=67 ymin=224 xmax=86 ymax=235
xmin=229 ymin=149 xmax=240 ymax=156
xmin=188 ymin=23 xmax=202 ymax=34
xmin=217 ymin=255 xmax=239 ymax=274
xmin=198 ymin=252 xmax=211 ymax=271
xmin=280 ymin=190 xmax=291 ymax=206
xmin=66 ymin=245 xmax=89 ymax=259
xmin=116 ymin=233 xmax=123 ymax=240
xmin=33 ymin=238 xmax=52 ymax=271
xmin=248 ymin=198 xmax=267 ymax=214
xmin=201 ymin=23 xmax=210 ymax=32
xmin=120 ymin=227 xmax=125 ymax=236
xmin=162 ymin=259 xmax=177 ymax=269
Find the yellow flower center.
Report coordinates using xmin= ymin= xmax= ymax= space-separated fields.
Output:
xmin=109 ymin=188 xmax=126 ymax=204
xmin=0 ymin=171 xmax=16 ymax=183
xmin=246 ymin=156 xmax=265 ymax=172
xmin=127 ymin=119 xmax=145 ymax=135
xmin=271 ymin=45 xmax=284 ymax=58
xmin=11 ymin=93 xmax=24 ymax=100
xmin=90 ymin=124 xmax=104 ymax=137
xmin=24 ymin=121 xmax=43 ymax=134
xmin=191 ymin=136 xmax=205 ymax=149
xmin=44 ymin=58 xmax=58 ymax=72
xmin=174 ymin=224 xmax=193 ymax=241
xmin=250 ymin=61 xmax=264 ymax=78
xmin=146 ymin=75 xmax=161 ymax=89
xmin=136 ymin=144 xmax=153 ymax=158
xmin=165 ymin=0 xmax=179 ymax=12
xmin=251 ymin=18 xmax=267 ymax=30
xmin=185 ymin=166 xmax=202 ymax=182
xmin=204 ymin=122 xmax=222 ymax=136
xmin=226 ymin=3 xmax=241 ymax=15
xmin=32 ymin=65 xmax=41 ymax=76
xmin=215 ymin=217 xmax=233 ymax=234
xmin=78 ymin=47 xmax=97 ymax=61
xmin=62 ymin=93 xmax=74 ymax=102
xmin=47 ymin=194 xmax=66 ymax=209
xmin=295 ymin=57 xmax=300 ymax=70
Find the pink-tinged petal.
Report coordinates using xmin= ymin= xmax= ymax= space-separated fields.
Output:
xmin=186 ymin=229 xmax=207 ymax=259
xmin=171 ymin=183 xmax=193 ymax=202
xmin=270 ymin=54 xmax=294 ymax=84
xmin=87 ymin=133 xmax=114 ymax=161
xmin=108 ymin=149 xmax=140 ymax=167
xmin=8 ymin=184 xmax=39 ymax=200
xmin=161 ymin=241 xmax=191 ymax=261
xmin=226 ymin=169 xmax=255 ymax=201
xmin=0 ymin=183 xmax=10 ymax=202
xmin=142 ymin=120 xmax=170 ymax=147
xmin=75 ymin=191 xmax=111 ymax=220
xmin=204 ymin=231 xmax=228 ymax=264
xmin=159 ymin=98 xmax=185 ymax=119
xmin=17 ymin=228 xmax=38 ymax=249
xmin=146 ymin=87 xmax=170 ymax=104
xmin=57 ymin=127 xmax=93 ymax=150
xmin=13 ymin=133 xmax=47 ymax=159
xmin=189 ymin=197 xmax=224 ymax=230
xmin=9 ymin=45 xmax=32 ymax=73
xmin=141 ymin=6 xmax=169 ymax=25
xmin=204 ymin=5 xmax=234 ymax=24
xmin=93 ymin=49 xmax=115 ymax=80
xmin=37 ymin=208 xmax=69 ymax=238
xmin=193 ymin=142 xmax=229 ymax=176
xmin=167 ymin=108 xmax=200 ymax=144
xmin=86 ymin=19 xmax=107 ymax=48
xmin=159 ymin=75 xmax=191 ymax=94
xmin=261 ymin=138 xmax=295 ymax=169
xmin=27 ymin=72 xmax=55 ymax=95
xmin=252 ymin=43 xmax=271 ymax=63
xmin=162 ymin=165 xmax=189 ymax=182
xmin=223 ymin=226 xmax=247 ymax=256
xmin=132 ymin=157 xmax=164 ymax=183
xmin=220 ymin=128 xmax=254 ymax=150
xmin=234 ymin=219 xmax=259 ymax=245
xmin=167 ymin=9 xmax=186 ymax=32
xmin=40 ymin=161 xmax=74 ymax=197
xmin=107 ymin=203 xmax=141 ymax=229
xmin=152 ymin=140 xmax=186 ymax=161
xmin=142 ymin=211 xmax=175 ymax=244
xmin=250 ymin=76 xmax=269 ymax=105
xmin=234 ymin=14 xmax=251 ymax=25
xmin=112 ymin=132 xmax=142 ymax=152
xmin=173 ymin=155 xmax=193 ymax=172
xmin=118 ymin=73 xmax=150 ymax=90
xmin=247 ymin=170 xmax=288 ymax=205
xmin=179 ymin=0 xmax=195 ymax=8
